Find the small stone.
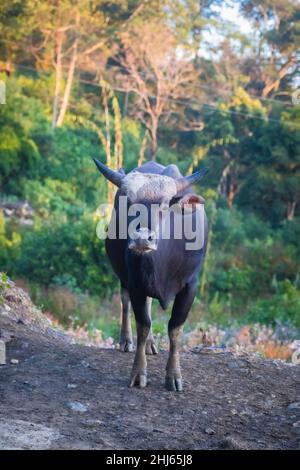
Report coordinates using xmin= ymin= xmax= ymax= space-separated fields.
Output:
xmin=85 ymin=419 xmax=104 ymax=427
xmin=228 ymin=361 xmax=239 ymax=369
xmin=0 ymin=340 xmax=6 ymax=365
xmin=264 ymin=399 xmax=274 ymax=408
xmin=67 ymin=401 xmax=88 ymax=413
xmin=0 ymin=330 xmax=14 ymax=343
xmin=80 ymin=360 xmax=90 ymax=368
xmin=293 ymin=422 xmax=300 ymax=428
xmin=67 ymin=383 xmax=77 ymax=389
xmin=10 ymin=358 xmax=19 ymax=364
xmin=205 ymin=427 xmax=215 ymax=435
xmin=287 ymin=402 xmax=300 ymax=410
xmin=231 ymin=409 xmax=238 ymax=415
xmin=219 ymin=436 xmax=249 ymax=450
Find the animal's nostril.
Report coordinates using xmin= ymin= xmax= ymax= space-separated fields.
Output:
xmin=148 ymin=232 xmax=156 ymax=241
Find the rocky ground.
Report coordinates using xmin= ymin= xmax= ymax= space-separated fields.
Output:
xmin=0 ymin=281 xmax=299 ymax=450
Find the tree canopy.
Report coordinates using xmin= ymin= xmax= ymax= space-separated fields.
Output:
xmin=0 ymin=0 xmax=300 ymax=333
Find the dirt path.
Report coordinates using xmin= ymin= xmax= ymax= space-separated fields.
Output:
xmin=0 ymin=283 xmax=299 ymax=450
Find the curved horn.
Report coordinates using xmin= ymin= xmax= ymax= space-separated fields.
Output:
xmin=93 ymin=158 xmax=124 ymax=188
xmin=175 ymin=166 xmax=209 ymax=193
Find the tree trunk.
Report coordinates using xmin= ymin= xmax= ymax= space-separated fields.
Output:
xmin=101 ymin=83 xmax=114 ymax=205
xmin=56 ymin=38 xmax=77 ymax=128
xmin=287 ymin=201 xmax=296 ymax=221
xmin=217 ymin=163 xmax=230 ymax=199
xmin=150 ymin=117 xmax=158 ymax=161
xmin=123 ymin=90 xmax=129 ymax=117
xmin=262 ymin=56 xmax=295 ymax=98
xmin=137 ymin=130 xmax=149 ymax=167
xmin=52 ymin=32 xmax=63 ymax=129
xmin=228 ymin=173 xmax=235 ymax=209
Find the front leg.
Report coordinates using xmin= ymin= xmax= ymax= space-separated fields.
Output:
xmin=119 ymin=286 xmax=133 ymax=352
xmin=129 ymin=292 xmax=151 ymax=388
xmin=145 ymin=297 xmax=158 ymax=355
xmin=166 ymin=280 xmax=198 ymax=392
xmin=165 ymin=325 xmax=183 ymax=392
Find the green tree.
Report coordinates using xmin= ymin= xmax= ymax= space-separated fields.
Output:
xmin=0 ymin=76 xmax=45 ymax=194
xmin=239 ymin=0 xmax=300 ymax=98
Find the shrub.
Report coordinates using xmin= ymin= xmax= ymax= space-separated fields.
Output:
xmin=14 ymin=216 xmax=115 ymax=296
xmin=246 ymin=280 xmax=300 ymax=327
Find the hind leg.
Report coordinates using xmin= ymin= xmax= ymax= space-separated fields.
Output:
xmin=119 ymin=286 xmax=133 ymax=352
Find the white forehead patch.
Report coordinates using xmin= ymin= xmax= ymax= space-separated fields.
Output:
xmin=122 ymin=172 xmax=177 ymax=201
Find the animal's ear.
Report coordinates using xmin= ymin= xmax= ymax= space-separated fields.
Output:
xmin=172 ymin=194 xmax=205 ymax=213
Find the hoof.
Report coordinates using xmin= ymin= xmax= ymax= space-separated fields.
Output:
xmin=119 ymin=340 xmax=134 ymax=352
xmin=145 ymin=338 xmax=158 ymax=355
xmin=129 ymin=370 xmax=147 ymax=389
xmin=165 ymin=375 xmax=183 ymax=392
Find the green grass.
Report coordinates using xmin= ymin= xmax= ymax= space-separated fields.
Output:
xmin=0 ymin=272 xmax=10 ymax=304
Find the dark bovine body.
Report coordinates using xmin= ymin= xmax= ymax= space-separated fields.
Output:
xmin=96 ymin=160 xmax=209 ymax=390
xmin=105 ymin=162 xmax=208 ymax=311
xmin=126 ymin=236 xmax=207 ymax=310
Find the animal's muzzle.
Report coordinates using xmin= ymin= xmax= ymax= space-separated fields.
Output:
xmin=128 ymin=228 xmax=157 ymax=254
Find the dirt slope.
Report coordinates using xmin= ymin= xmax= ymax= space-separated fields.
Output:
xmin=0 ymin=282 xmax=299 ymax=450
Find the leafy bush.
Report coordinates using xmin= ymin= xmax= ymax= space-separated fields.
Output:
xmin=0 ymin=210 xmax=21 ymax=268
xmin=13 ymin=216 xmax=115 ymax=297
xmin=246 ymin=280 xmax=300 ymax=327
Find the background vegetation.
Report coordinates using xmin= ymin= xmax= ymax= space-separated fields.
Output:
xmin=0 ymin=0 xmax=299 ymax=349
